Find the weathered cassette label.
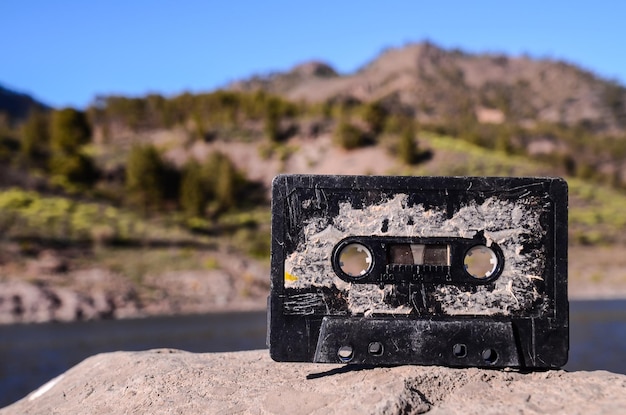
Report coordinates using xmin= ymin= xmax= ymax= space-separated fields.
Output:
xmin=269 ymin=175 xmax=568 ymax=368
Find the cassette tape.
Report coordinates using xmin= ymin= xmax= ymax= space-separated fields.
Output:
xmin=268 ymin=175 xmax=568 ymax=368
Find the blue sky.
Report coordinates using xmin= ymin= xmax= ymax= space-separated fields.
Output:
xmin=2 ymin=1 xmax=625 ymax=108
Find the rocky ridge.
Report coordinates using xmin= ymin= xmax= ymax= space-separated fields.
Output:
xmin=232 ymin=42 xmax=626 ymax=133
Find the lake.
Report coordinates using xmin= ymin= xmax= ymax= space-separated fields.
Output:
xmin=1 ymin=300 xmax=625 ymax=408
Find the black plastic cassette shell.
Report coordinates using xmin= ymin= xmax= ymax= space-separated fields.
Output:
xmin=269 ymin=175 xmax=568 ymax=368
xmin=314 ymin=317 xmax=522 ymax=366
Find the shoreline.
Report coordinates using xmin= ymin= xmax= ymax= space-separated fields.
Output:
xmin=2 ymin=242 xmax=626 ymax=325
xmin=0 ymin=287 xmax=624 ymax=326
xmin=569 ymin=287 xmax=626 ymax=301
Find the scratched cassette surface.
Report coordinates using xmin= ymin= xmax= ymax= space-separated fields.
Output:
xmin=268 ymin=175 xmax=568 ymax=368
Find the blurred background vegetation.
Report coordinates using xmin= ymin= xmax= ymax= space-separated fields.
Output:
xmin=3 ymin=42 xmax=626 ymax=319
xmin=3 ymin=86 xmax=626 ymax=248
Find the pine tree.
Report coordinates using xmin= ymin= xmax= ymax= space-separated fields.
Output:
xmin=398 ymin=123 xmax=418 ymax=165
xmin=20 ymin=109 xmax=50 ymax=164
xmin=214 ymin=155 xmax=236 ymax=212
xmin=179 ymin=160 xmax=206 ymax=217
xmin=201 ymin=151 xmax=244 ymax=215
xmin=48 ymin=108 xmax=98 ymax=186
xmin=334 ymin=118 xmax=365 ymax=150
xmin=49 ymin=153 xmax=98 ymax=185
xmin=264 ymin=101 xmax=281 ymax=142
xmin=50 ymin=108 xmax=91 ymax=153
xmin=125 ymin=144 xmax=167 ymax=210
xmin=362 ymin=101 xmax=387 ymax=136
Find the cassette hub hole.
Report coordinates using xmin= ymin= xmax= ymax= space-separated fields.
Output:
xmin=482 ymin=348 xmax=498 ymax=365
xmin=453 ymin=343 xmax=467 ymax=358
xmin=464 ymin=245 xmax=498 ymax=279
xmin=338 ymin=345 xmax=354 ymax=362
xmin=338 ymin=243 xmax=373 ymax=278
xmin=368 ymin=342 xmax=384 ymax=356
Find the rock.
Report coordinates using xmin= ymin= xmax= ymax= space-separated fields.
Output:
xmin=0 ymin=257 xmax=269 ymax=324
xmin=289 ymin=61 xmax=338 ymax=78
xmin=3 ymin=349 xmax=626 ymax=414
xmin=0 ymin=280 xmax=132 ymax=324
xmin=29 ymin=250 xmax=69 ymax=274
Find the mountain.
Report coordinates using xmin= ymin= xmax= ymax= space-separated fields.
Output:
xmin=0 ymin=84 xmax=49 ymax=124
xmin=231 ymin=42 xmax=626 ymax=134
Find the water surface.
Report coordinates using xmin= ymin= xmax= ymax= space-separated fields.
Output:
xmin=1 ymin=300 xmax=624 ymax=408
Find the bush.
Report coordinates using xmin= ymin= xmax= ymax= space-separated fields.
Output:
xmin=264 ymin=99 xmax=281 ymax=142
xmin=0 ymin=135 xmax=20 ymax=163
xmin=125 ymin=144 xmax=168 ymax=210
xmin=49 ymin=152 xmax=98 ymax=187
xmin=47 ymin=108 xmax=99 ymax=187
xmin=202 ymin=152 xmax=242 ymax=214
xmin=50 ymin=108 xmax=91 ymax=153
xmin=334 ymin=119 xmax=366 ymax=150
xmin=179 ymin=160 xmax=206 ymax=217
xmin=179 ymin=151 xmax=264 ymax=219
xmin=214 ymin=156 xmax=236 ymax=212
xmin=397 ymin=124 xmax=418 ymax=164
xmin=20 ymin=109 xmax=50 ymax=163
xmin=362 ymin=101 xmax=387 ymax=136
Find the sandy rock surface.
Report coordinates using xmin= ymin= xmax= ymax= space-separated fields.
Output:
xmin=3 ymin=349 xmax=626 ymax=415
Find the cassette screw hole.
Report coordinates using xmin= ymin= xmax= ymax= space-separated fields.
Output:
xmin=368 ymin=342 xmax=384 ymax=356
xmin=464 ymin=245 xmax=498 ymax=279
xmin=482 ymin=348 xmax=498 ymax=365
xmin=338 ymin=345 xmax=354 ymax=362
xmin=338 ymin=243 xmax=373 ymax=278
xmin=453 ymin=343 xmax=467 ymax=358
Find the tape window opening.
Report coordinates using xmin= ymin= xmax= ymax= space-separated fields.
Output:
xmin=388 ymin=244 xmax=450 ymax=266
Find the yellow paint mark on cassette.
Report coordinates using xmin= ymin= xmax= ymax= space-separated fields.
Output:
xmin=285 ymin=271 xmax=298 ymax=282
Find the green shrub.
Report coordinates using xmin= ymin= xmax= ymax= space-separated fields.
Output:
xmin=202 ymin=152 xmax=241 ymax=213
xmin=50 ymin=108 xmax=91 ymax=153
xmin=46 ymin=108 xmax=99 ymax=187
xmin=264 ymin=99 xmax=281 ymax=142
xmin=214 ymin=157 xmax=236 ymax=212
xmin=397 ymin=124 xmax=418 ymax=164
xmin=361 ymin=101 xmax=387 ymax=136
xmin=125 ymin=144 xmax=169 ymax=210
xmin=233 ymin=227 xmax=271 ymax=260
xmin=20 ymin=109 xmax=50 ymax=163
xmin=49 ymin=152 xmax=98 ymax=187
xmin=180 ymin=151 xmax=264 ymax=220
xmin=179 ymin=160 xmax=206 ymax=217
xmin=334 ymin=119 xmax=366 ymax=150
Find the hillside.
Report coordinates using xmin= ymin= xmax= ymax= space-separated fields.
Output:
xmin=0 ymin=84 xmax=48 ymax=124
xmin=232 ymin=42 xmax=626 ymax=183
xmin=2 ymin=42 xmax=626 ymax=324
xmin=232 ymin=42 xmax=626 ymax=133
